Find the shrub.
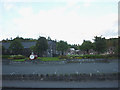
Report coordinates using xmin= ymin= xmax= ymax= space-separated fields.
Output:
xmin=103 ymin=54 xmax=118 ymax=59
xmin=81 ymin=55 xmax=103 ymax=59
xmin=9 ymin=55 xmax=26 ymax=59
xmin=58 ymin=55 xmax=69 ymax=59
xmin=2 ymin=55 xmax=10 ymax=59
xmin=76 ymin=57 xmax=82 ymax=59
xmin=65 ymin=74 xmax=69 ymax=77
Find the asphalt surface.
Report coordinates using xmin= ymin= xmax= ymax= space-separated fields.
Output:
xmin=2 ymin=80 xmax=118 ymax=88
xmin=2 ymin=59 xmax=119 ymax=88
xmin=2 ymin=60 xmax=119 ymax=74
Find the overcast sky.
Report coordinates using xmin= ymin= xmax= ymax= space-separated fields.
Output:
xmin=0 ymin=0 xmax=118 ymax=44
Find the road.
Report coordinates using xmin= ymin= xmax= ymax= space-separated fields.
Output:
xmin=2 ymin=80 xmax=118 ymax=88
xmin=2 ymin=60 xmax=119 ymax=74
xmin=2 ymin=59 xmax=119 ymax=88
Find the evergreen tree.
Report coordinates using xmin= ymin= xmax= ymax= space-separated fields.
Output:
xmin=36 ymin=36 xmax=48 ymax=57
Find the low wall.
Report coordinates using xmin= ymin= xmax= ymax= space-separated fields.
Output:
xmin=3 ymin=59 xmax=113 ymax=65
xmin=2 ymin=73 xmax=118 ymax=81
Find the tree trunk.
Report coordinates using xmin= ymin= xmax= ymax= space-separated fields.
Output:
xmin=62 ymin=51 xmax=64 ymax=55
xmin=87 ymin=50 xmax=89 ymax=55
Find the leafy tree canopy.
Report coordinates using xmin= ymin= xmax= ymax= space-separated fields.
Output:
xmin=9 ymin=40 xmax=24 ymax=55
xmin=36 ymin=36 xmax=48 ymax=56
xmin=56 ymin=40 xmax=68 ymax=55
xmin=30 ymin=45 xmax=36 ymax=52
xmin=94 ymin=36 xmax=107 ymax=54
xmin=69 ymin=44 xmax=79 ymax=50
xmin=79 ymin=40 xmax=94 ymax=54
xmin=2 ymin=36 xmax=36 ymax=42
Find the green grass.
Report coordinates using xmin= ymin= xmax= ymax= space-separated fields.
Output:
xmin=12 ymin=57 xmax=60 ymax=62
xmin=38 ymin=57 xmax=60 ymax=61
xmin=12 ymin=59 xmax=26 ymax=62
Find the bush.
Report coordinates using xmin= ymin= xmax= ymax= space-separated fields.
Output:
xmin=58 ymin=55 xmax=69 ymax=59
xmin=75 ymin=56 xmax=82 ymax=59
xmin=38 ymin=57 xmax=59 ymax=61
xmin=2 ymin=55 xmax=10 ymax=59
xmin=9 ymin=55 xmax=26 ymax=59
xmin=67 ymin=54 xmax=117 ymax=59
xmin=103 ymin=54 xmax=118 ymax=59
xmin=81 ymin=55 xmax=103 ymax=59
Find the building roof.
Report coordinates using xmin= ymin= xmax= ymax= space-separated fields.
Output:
xmin=2 ymin=41 xmax=56 ymax=49
xmin=2 ymin=42 xmax=11 ymax=49
xmin=22 ymin=42 xmax=36 ymax=48
xmin=2 ymin=41 xmax=36 ymax=49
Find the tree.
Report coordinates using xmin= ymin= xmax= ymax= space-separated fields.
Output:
xmin=106 ymin=38 xmax=118 ymax=48
xmin=36 ymin=36 xmax=48 ymax=57
xmin=118 ymin=37 xmax=120 ymax=57
xmin=115 ymin=37 xmax=120 ymax=56
xmin=2 ymin=46 xmax=5 ymax=54
xmin=9 ymin=40 xmax=24 ymax=55
xmin=69 ymin=44 xmax=79 ymax=50
xmin=13 ymin=36 xmax=24 ymax=41
xmin=47 ymin=36 xmax=51 ymax=41
xmin=56 ymin=40 xmax=68 ymax=55
xmin=13 ymin=36 xmax=36 ymax=42
xmin=79 ymin=40 xmax=94 ymax=54
xmin=30 ymin=45 xmax=36 ymax=52
xmin=94 ymin=36 xmax=107 ymax=54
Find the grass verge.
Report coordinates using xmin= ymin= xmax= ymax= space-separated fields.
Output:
xmin=38 ymin=57 xmax=60 ymax=61
xmin=12 ymin=59 xmax=26 ymax=62
xmin=12 ymin=57 xmax=60 ymax=62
